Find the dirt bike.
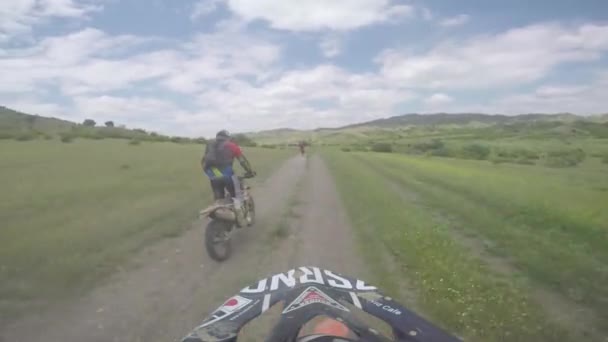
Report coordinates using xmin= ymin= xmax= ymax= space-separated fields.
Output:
xmin=199 ymin=174 xmax=256 ymax=262
xmin=181 ymin=266 xmax=462 ymax=342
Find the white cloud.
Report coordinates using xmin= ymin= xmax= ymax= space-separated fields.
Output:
xmin=420 ymin=7 xmax=433 ymax=21
xmin=424 ymin=93 xmax=453 ymax=105
xmin=0 ymin=27 xmax=281 ymax=95
xmin=439 ymin=14 xmax=470 ymax=27
xmin=186 ymin=64 xmax=416 ymax=132
xmin=378 ymin=23 xmax=608 ymax=89
xmin=225 ymin=0 xmax=414 ymax=31
xmin=494 ymin=78 xmax=608 ymax=114
xmin=190 ymin=0 xmax=221 ymax=21
xmin=442 ymin=73 xmax=608 ymax=115
xmin=535 ymin=85 xmax=589 ymax=98
xmin=0 ymin=28 xmax=157 ymax=93
xmin=320 ymin=35 xmax=343 ymax=58
xmin=3 ymin=17 xmax=608 ymax=136
xmin=0 ymin=0 xmax=101 ymax=41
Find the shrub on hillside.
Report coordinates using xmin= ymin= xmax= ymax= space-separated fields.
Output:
xmin=602 ymin=154 xmax=608 ymax=164
xmin=430 ymin=146 xmax=453 ymax=157
xmin=412 ymin=139 xmax=444 ymax=153
xmin=371 ymin=143 xmax=393 ymax=153
xmin=461 ymin=144 xmax=491 ymax=160
xmin=341 ymin=147 xmax=352 ymax=152
xmin=496 ymin=148 xmax=540 ymax=160
xmin=129 ymin=139 xmax=141 ymax=146
xmin=14 ymin=132 xmax=36 ymax=141
xmin=60 ymin=133 xmax=74 ymax=143
xmin=544 ymin=148 xmax=586 ymax=167
xmin=0 ymin=131 xmax=14 ymax=140
xmin=261 ymin=144 xmax=277 ymax=149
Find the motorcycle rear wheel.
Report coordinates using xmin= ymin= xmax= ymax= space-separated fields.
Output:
xmin=205 ymin=219 xmax=233 ymax=261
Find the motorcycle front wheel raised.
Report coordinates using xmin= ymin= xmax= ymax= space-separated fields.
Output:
xmin=204 ymin=219 xmax=233 ymax=261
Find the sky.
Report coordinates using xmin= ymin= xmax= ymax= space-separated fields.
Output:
xmin=1 ymin=0 xmax=608 ymax=136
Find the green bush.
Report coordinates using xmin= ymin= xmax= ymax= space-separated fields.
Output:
xmin=430 ymin=147 xmax=452 ymax=157
xmin=490 ymin=157 xmax=510 ymax=165
xmin=515 ymin=159 xmax=536 ymax=165
xmin=461 ymin=144 xmax=491 ymax=160
xmin=129 ymin=139 xmax=141 ymax=146
xmin=412 ymin=139 xmax=444 ymax=153
xmin=544 ymin=148 xmax=586 ymax=167
xmin=14 ymin=132 xmax=36 ymax=141
xmin=496 ymin=148 xmax=540 ymax=160
xmin=43 ymin=134 xmax=53 ymax=140
xmin=371 ymin=143 xmax=393 ymax=153
xmin=602 ymin=155 xmax=608 ymax=164
xmin=261 ymin=144 xmax=277 ymax=149
xmin=341 ymin=147 xmax=352 ymax=152
xmin=0 ymin=131 xmax=15 ymax=140
xmin=60 ymin=133 xmax=74 ymax=143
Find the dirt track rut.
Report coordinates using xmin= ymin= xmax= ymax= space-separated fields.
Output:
xmin=1 ymin=155 xmax=367 ymax=342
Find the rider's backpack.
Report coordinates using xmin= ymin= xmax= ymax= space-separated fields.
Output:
xmin=204 ymin=140 xmax=232 ymax=169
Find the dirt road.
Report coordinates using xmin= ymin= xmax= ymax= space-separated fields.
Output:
xmin=1 ymin=155 xmax=368 ymax=342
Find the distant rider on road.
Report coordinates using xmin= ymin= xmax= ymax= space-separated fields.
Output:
xmin=201 ymin=130 xmax=255 ymax=206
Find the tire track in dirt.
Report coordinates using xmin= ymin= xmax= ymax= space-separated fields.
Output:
xmin=1 ymin=156 xmax=308 ymax=342
xmin=235 ymin=155 xmax=375 ymax=341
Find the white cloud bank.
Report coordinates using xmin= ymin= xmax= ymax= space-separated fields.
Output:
xmin=0 ymin=0 xmax=101 ymax=41
xmin=439 ymin=14 xmax=470 ymax=27
xmin=1 ymin=1 xmax=608 ymax=136
xmin=224 ymin=0 xmax=414 ymax=31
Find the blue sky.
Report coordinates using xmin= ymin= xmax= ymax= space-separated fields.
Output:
xmin=1 ymin=0 xmax=607 ymax=136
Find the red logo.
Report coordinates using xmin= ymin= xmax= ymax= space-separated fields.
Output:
xmin=283 ymin=287 xmax=349 ymax=313
xmin=220 ymin=295 xmax=252 ymax=314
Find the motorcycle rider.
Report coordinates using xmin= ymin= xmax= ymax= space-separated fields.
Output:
xmin=298 ymin=140 xmax=306 ymax=156
xmin=201 ymin=130 xmax=255 ymax=216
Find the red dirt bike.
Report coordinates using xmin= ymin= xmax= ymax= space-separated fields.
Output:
xmin=181 ymin=267 xmax=462 ymax=342
xmin=199 ymin=174 xmax=256 ymax=262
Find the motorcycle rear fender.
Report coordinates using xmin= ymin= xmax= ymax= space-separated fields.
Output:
xmin=200 ymin=205 xmax=235 ymax=221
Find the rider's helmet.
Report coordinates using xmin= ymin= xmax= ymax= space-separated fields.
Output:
xmin=216 ymin=130 xmax=231 ymax=139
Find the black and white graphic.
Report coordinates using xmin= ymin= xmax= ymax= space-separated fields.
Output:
xmin=282 ymin=286 xmax=349 ymax=313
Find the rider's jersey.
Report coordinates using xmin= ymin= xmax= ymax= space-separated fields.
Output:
xmin=203 ymin=138 xmax=243 ymax=178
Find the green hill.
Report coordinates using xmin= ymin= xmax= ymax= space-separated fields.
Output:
xmin=0 ymin=106 xmax=202 ymax=143
xmin=246 ymin=113 xmax=608 ymax=145
xmin=0 ymin=106 xmax=75 ymax=138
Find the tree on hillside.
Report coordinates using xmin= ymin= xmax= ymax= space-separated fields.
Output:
xmin=83 ymin=119 xmax=96 ymax=127
xmin=105 ymin=121 xmax=114 ymax=127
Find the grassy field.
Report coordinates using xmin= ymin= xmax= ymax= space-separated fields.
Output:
xmin=0 ymin=139 xmax=292 ymax=322
xmin=324 ymin=150 xmax=608 ymax=341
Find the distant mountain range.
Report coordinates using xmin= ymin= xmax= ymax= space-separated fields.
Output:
xmin=339 ymin=112 xmax=589 ymax=129
xmin=3 ymin=105 xmax=607 ymax=143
